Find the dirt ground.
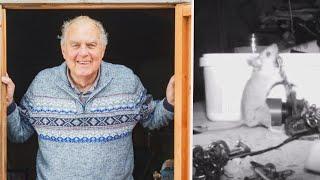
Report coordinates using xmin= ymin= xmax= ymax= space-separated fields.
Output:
xmin=193 ymin=102 xmax=320 ymax=180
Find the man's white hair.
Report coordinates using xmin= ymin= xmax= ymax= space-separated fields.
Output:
xmin=60 ymin=16 xmax=108 ymax=47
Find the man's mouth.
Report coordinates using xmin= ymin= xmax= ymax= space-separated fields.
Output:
xmin=77 ymin=60 xmax=91 ymax=65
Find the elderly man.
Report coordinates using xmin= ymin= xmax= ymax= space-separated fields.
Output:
xmin=1 ymin=16 xmax=174 ymax=179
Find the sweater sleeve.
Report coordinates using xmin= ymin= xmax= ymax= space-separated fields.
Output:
xmin=137 ymin=76 xmax=174 ymax=130
xmin=7 ymin=95 xmax=35 ymax=143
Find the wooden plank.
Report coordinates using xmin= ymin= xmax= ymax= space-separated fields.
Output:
xmin=1 ymin=0 xmax=190 ymax=3
xmin=181 ymin=6 xmax=191 ymax=180
xmin=3 ymin=3 xmax=176 ymax=9
xmin=174 ymin=5 xmax=183 ymax=179
xmin=0 ymin=5 xmax=7 ymax=180
xmin=1 ymin=0 xmax=191 ymax=9
xmin=174 ymin=3 xmax=191 ymax=180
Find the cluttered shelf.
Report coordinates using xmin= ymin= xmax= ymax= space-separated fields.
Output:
xmin=254 ymin=0 xmax=320 ymax=49
xmin=193 ymin=101 xmax=320 ymax=180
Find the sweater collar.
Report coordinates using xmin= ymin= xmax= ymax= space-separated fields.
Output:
xmin=66 ymin=66 xmax=100 ymax=95
xmin=55 ymin=61 xmax=113 ymax=101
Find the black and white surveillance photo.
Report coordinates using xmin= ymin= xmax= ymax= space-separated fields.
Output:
xmin=193 ymin=0 xmax=320 ymax=179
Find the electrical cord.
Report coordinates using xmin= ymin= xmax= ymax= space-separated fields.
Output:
xmin=229 ymin=131 xmax=314 ymax=160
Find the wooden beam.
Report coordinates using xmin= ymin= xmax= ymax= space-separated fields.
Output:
xmin=3 ymin=3 xmax=175 ymax=9
xmin=0 ymin=5 xmax=7 ymax=180
xmin=174 ymin=3 xmax=191 ymax=180
xmin=0 ymin=0 xmax=190 ymax=3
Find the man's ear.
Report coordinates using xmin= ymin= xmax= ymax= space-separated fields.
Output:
xmin=101 ymin=46 xmax=107 ymax=59
xmin=61 ymin=44 xmax=67 ymax=60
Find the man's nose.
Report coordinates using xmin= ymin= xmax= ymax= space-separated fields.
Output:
xmin=78 ymin=46 xmax=89 ymax=57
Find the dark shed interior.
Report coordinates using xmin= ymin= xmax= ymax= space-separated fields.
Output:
xmin=6 ymin=9 xmax=174 ymax=179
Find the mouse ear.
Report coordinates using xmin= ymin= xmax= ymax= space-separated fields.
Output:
xmin=247 ymin=57 xmax=262 ymax=68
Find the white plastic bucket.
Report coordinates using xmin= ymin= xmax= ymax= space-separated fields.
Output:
xmin=200 ymin=53 xmax=254 ymax=121
xmin=200 ymin=53 xmax=320 ymax=122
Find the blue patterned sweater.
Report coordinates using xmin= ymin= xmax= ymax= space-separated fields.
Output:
xmin=7 ymin=61 xmax=173 ymax=180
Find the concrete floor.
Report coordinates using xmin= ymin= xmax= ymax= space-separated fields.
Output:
xmin=193 ymin=102 xmax=320 ymax=180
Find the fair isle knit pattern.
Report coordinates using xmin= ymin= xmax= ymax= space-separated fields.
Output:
xmin=7 ymin=61 xmax=173 ymax=180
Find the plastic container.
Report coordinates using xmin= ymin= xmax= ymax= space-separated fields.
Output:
xmin=200 ymin=53 xmax=320 ymax=122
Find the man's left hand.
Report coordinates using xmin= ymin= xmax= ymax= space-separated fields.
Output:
xmin=166 ymin=75 xmax=175 ymax=106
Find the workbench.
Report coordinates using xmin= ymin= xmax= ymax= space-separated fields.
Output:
xmin=193 ymin=101 xmax=320 ymax=180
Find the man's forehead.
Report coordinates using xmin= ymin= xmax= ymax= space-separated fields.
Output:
xmin=68 ymin=20 xmax=99 ymax=32
xmin=66 ymin=21 xmax=100 ymax=39
xmin=69 ymin=40 xmax=98 ymax=44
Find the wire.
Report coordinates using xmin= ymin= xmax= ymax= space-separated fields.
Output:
xmin=229 ymin=131 xmax=312 ymax=160
xmin=288 ymin=0 xmax=294 ymax=34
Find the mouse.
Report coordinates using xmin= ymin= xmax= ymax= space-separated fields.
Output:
xmin=241 ymin=43 xmax=286 ymax=129
xmin=194 ymin=44 xmax=290 ymax=133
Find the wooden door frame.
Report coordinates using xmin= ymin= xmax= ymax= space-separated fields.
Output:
xmin=0 ymin=5 xmax=7 ymax=180
xmin=174 ymin=4 xmax=191 ymax=180
xmin=0 ymin=3 xmax=191 ymax=180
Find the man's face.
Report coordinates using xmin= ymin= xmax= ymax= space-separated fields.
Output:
xmin=61 ymin=21 xmax=106 ymax=79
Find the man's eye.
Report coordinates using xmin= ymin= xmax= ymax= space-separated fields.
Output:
xmin=71 ymin=44 xmax=80 ymax=48
xmin=87 ymin=44 xmax=96 ymax=49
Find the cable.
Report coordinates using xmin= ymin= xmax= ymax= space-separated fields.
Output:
xmin=229 ymin=131 xmax=312 ymax=160
xmin=288 ymin=0 xmax=294 ymax=34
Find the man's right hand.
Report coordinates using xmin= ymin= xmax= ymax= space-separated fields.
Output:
xmin=1 ymin=73 xmax=15 ymax=106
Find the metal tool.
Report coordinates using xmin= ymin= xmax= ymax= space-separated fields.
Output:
xmin=193 ymin=140 xmax=251 ymax=179
xmin=229 ymin=140 xmax=251 ymax=159
xmin=193 ymin=140 xmax=230 ymax=180
xmin=267 ymin=90 xmax=320 ymax=136
xmin=244 ymin=161 xmax=294 ymax=180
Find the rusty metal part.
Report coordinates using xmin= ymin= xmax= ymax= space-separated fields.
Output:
xmin=229 ymin=141 xmax=251 ymax=159
xmin=193 ymin=140 xmax=253 ymax=179
xmin=245 ymin=161 xmax=294 ymax=180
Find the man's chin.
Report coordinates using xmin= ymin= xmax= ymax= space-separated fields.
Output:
xmin=74 ymin=72 xmax=95 ymax=78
